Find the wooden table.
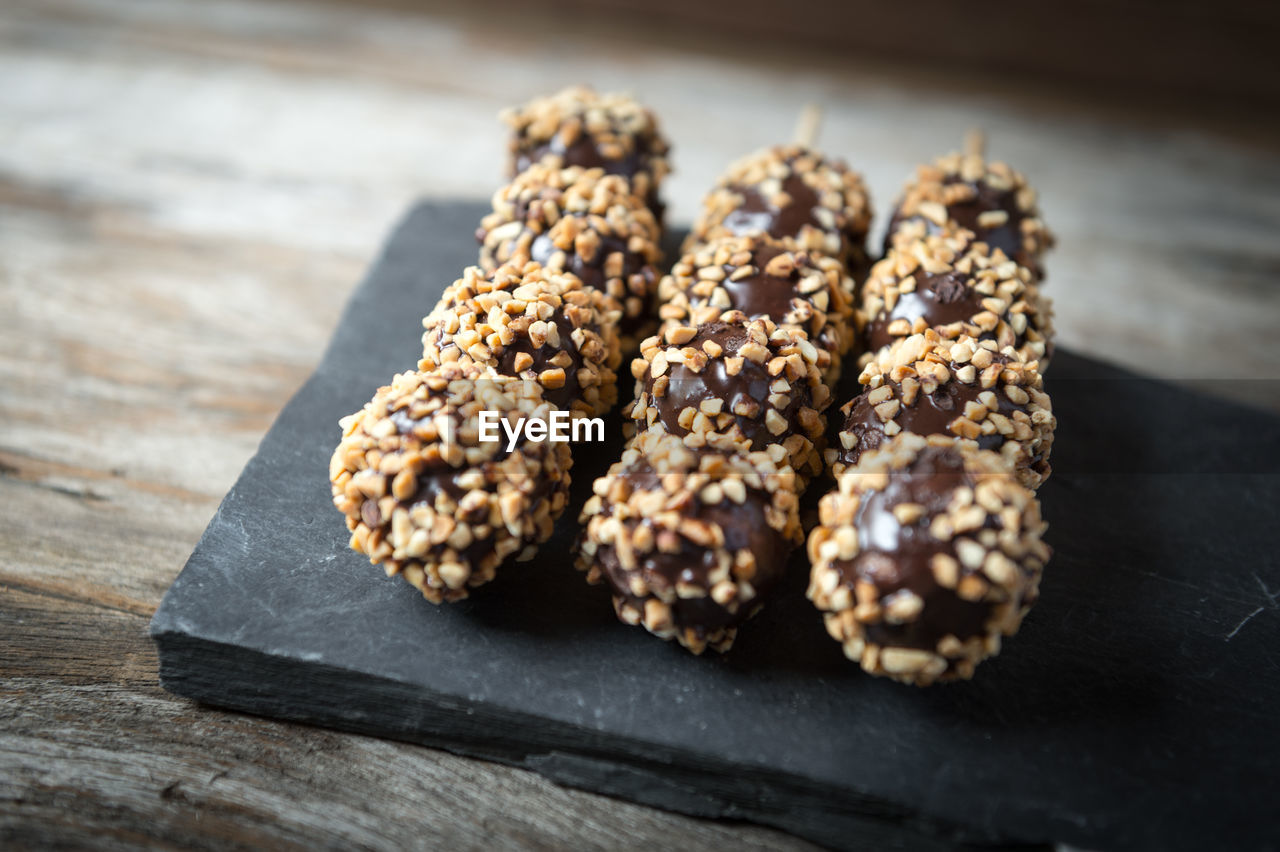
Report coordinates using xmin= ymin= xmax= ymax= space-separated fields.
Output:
xmin=3 ymin=0 xmax=1278 ymax=847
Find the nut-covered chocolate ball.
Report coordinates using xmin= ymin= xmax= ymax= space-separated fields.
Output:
xmin=476 ymin=164 xmax=661 ymax=351
xmin=807 ymin=433 xmax=1050 ymax=685
xmin=884 ymin=152 xmax=1054 ymax=279
xmin=331 ymin=365 xmax=572 ymax=603
xmin=858 ymin=229 xmax=1053 ymax=370
xmin=627 ymin=313 xmax=830 ymax=478
xmin=833 ymin=331 xmax=1055 ymax=490
xmin=577 ymin=430 xmax=802 ymax=653
xmin=421 ymin=261 xmax=623 ymax=417
xmin=683 ymin=145 xmax=873 ymax=277
xmin=501 ymin=85 xmax=670 ymax=220
xmin=657 ymin=235 xmax=856 ymax=386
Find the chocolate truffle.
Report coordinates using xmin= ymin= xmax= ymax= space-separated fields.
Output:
xmin=857 ymin=229 xmax=1053 ymax=370
xmin=657 ymin=235 xmax=856 ymax=386
xmin=807 ymin=433 xmax=1050 ymax=685
xmin=330 ymin=365 xmax=573 ymax=603
xmin=577 ymin=430 xmax=803 ymax=653
xmin=683 ymin=145 xmax=873 ymax=277
xmin=833 ymin=331 xmax=1055 ymax=490
xmin=884 ymin=152 xmax=1054 ymax=279
xmin=627 ymin=313 xmax=831 ymax=479
xmin=476 ymin=164 xmax=661 ymax=351
xmin=501 ymin=85 xmax=670 ymax=220
xmin=421 ymin=261 xmax=623 ymax=417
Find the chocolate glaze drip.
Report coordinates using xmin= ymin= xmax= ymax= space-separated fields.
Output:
xmin=833 ymin=446 xmax=992 ymax=650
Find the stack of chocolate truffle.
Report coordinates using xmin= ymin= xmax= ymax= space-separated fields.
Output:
xmin=330 ymin=87 xmax=1063 ymax=684
xmin=577 ymin=144 xmax=875 ymax=652
xmin=808 ymin=149 xmax=1058 ymax=685
xmin=332 ymin=86 xmax=670 ymax=603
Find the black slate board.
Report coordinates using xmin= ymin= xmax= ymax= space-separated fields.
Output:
xmin=151 ymin=202 xmax=1280 ymax=851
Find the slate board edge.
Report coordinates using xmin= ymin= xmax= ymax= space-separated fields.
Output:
xmin=153 ymin=630 xmax=1040 ymax=852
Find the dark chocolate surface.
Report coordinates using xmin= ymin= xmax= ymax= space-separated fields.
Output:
xmin=865 ymin=270 xmax=989 ymax=352
xmin=643 ymin=321 xmax=777 ymax=448
xmin=423 ymin=299 xmax=586 ymax=411
xmin=592 ymin=456 xmax=791 ymax=635
xmin=512 ymin=139 xmax=664 ymax=222
xmin=152 ymin=202 xmax=1280 ymax=852
xmin=718 ymin=242 xmax=797 ymax=321
xmin=716 ymin=168 xmax=869 ymax=276
xmin=526 ymin=228 xmax=656 ymax=336
xmin=514 ymin=136 xmax=650 ymax=182
xmin=527 ymin=230 xmax=632 ymax=292
xmin=712 ymin=242 xmax=842 ymax=357
xmin=721 ymin=174 xmax=822 ymax=241
xmin=835 ymin=445 xmax=997 ymax=650
xmin=885 ymin=177 xmax=1033 ymax=273
xmin=836 ymin=354 xmax=1035 ymax=469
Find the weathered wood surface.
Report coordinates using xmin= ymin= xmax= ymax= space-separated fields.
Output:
xmin=1 ymin=588 xmax=810 ymax=850
xmin=1 ymin=0 xmax=1278 ymax=847
xmin=598 ymin=0 xmax=1280 ymax=111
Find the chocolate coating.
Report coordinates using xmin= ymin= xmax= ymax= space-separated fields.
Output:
xmin=501 ymin=86 xmax=670 ymax=220
xmin=647 ymin=321 xmax=777 ymax=449
xmin=492 ymin=311 xmax=583 ymax=407
xmin=529 ymin=229 xmax=655 ymax=343
xmin=836 ymin=331 xmax=1055 ymax=490
xmin=721 ymin=174 xmax=821 ymax=243
xmin=420 ymin=262 xmax=623 ymax=417
xmin=848 ymin=446 xmax=992 ymax=651
xmin=839 ymin=379 xmax=977 ymax=461
xmin=807 ymin=433 xmax=1050 ymax=685
xmin=330 ymin=366 xmax=572 ymax=603
xmin=883 ymin=153 xmax=1054 ymax=279
xmin=718 ymin=242 xmax=797 ymax=319
xmin=862 ymin=269 xmax=982 ymax=353
xmin=858 ymin=230 xmax=1053 ymax=370
xmin=629 ymin=314 xmax=830 ymax=477
xmin=525 ymin=230 xmax=644 ymax=292
xmin=595 ymin=461 xmax=790 ymax=633
xmin=885 ymin=177 xmax=1026 ymax=263
xmin=513 ymin=138 xmax=663 ymax=217
xmin=476 ymin=165 xmax=661 ymax=349
xmin=576 ymin=431 xmax=802 ymax=653
xmin=657 ymin=235 xmax=855 ymax=385
xmin=684 ymin=145 xmax=872 ymax=276
xmin=514 ymin=135 xmax=650 ymax=178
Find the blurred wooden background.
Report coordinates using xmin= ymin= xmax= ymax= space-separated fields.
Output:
xmin=545 ymin=0 xmax=1280 ymax=113
xmin=2 ymin=0 xmax=1278 ymax=848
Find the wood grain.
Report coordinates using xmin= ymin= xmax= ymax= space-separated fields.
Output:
xmin=1 ymin=588 xmax=813 ymax=850
xmin=556 ymin=0 xmax=1280 ymax=111
xmin=1 ymin=0 xmax=1277 ymax=846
